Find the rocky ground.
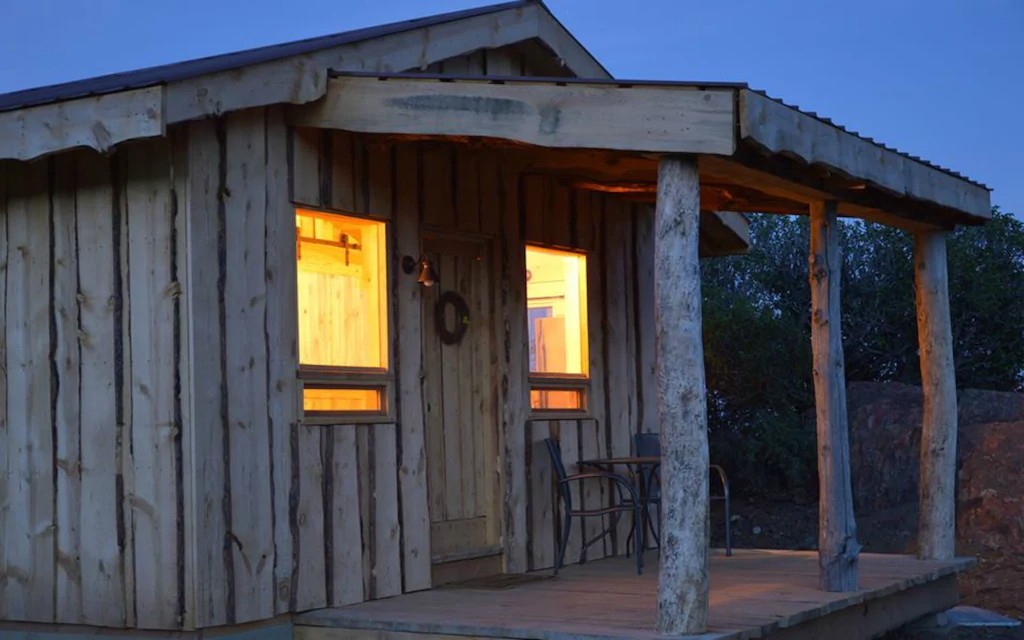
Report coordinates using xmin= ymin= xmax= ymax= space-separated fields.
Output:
xmin=712 ymin=498 xmax=1023 ymax=639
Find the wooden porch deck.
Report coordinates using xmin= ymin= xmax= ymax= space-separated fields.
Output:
xmin=295 ymin=550 xmax=971 ymax=640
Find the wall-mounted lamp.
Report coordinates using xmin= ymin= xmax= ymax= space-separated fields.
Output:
xmin=401 ymin=254 xmax=439 ymax=288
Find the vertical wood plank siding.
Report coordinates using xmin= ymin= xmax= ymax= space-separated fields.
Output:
xmin=0 ymin=139 xmax=191 ymax=628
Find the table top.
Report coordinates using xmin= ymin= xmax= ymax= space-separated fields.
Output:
xmin=578 ymin=456 xmax=660 ymax=466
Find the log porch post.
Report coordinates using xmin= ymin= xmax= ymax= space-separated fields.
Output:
xmin=809 ymin=200 xmax=860 ymax=592
xmin=653 ymin=155 xmax=709 ymax=635
xmin=914 ymin=231 xmax=958 ymax=560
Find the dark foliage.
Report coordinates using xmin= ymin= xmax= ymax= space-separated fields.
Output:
xmin=702 ymin=208 xmax=1024 ymax=496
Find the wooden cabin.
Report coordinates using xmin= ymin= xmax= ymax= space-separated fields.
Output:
xmin=0 ymin=2 xmax=989 ymax=639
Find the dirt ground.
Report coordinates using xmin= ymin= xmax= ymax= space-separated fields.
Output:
xmin=712 ymin=499 xmax=1023 ymax=638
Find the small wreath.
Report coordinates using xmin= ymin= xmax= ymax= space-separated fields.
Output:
xmin=435 ymin=290 xmax=471 ymax=345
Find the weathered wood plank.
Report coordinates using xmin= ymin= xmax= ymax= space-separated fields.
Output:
xmin=0 ymin=86 xmax=164 ymax=161
xmin=653 ymin=155 xmax=708 ymax=634
xmin=365 ymin=142 xmax=392 ymax=219
xmin=373 ymin=424 xmax=402 ymax=598
xmin=579 ymin=192 xmax=609 ymax=558
xmin=558 ymin=422 xmax=582 ymax=566
xmin=3 ymin=159 xmax=55 ymax=622
xmin=500 ymin=162 xmax=530 ymax=573
xmin=332 ymin=426 xmax=364 ymax=606
xmin=294 ymin=424 xmax=327 ymax=611
xmin=809 ymin=200 xmax=860 ymax=592
xmin=292 ymin=127 xmax=322 ymax=208
xmin=264 ymin=106 xmax=299 ymax=614
xmin=526 ymin=421 xmax=554 ymax=571
xmin=52 ymin=154 xmax=82 ymax=623
xmin=740 ymin=90 xmax=990 ymax=221
xmin=290 ymin=77 xmax=736 ymax=156
xmin=223 ymin=110 xmax=275 ymax=622
xmin=455 ymin=148 xmax=480 ymax=233
xmin=633 ymin=206 xmax=657 ymax=436
xmin=578 ymin=419 xmax=606 ymax=561
xmin=422 ymin=145 xmax=455 ymax=229
xmin=170 ymin=127 xmax=195 ymax=629
xmin=185 ymin=118 xmax=230 ymax=627
xmin=74 ymin=154 xmax=126 ymax=626
xmin=356 ymin=426 xmax=374 ymax=599
xmin=393 ymin=143 xmax=431 ymax=593
xmin=330 ymin=130 xmax=357 ymax=212
xmin=601 ymin=196 xmax=636 ymax=555
xmin=0 ymin=162 xmax=8 ymax=622
xmin=913 ymin=231 xmax=958 ymax=561
xmin=122 ymin=141 xmax=181 ymax=628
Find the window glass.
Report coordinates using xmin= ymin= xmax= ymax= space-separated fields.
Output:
xmin=530 ymin=388 xmax=585 ymax=411
xmin=526 ymin=246 xmax=588 ymax=376
xmin=303 ymin=386 xmax=384 ymax=413
xmin=296 ymin=209 xmax=388 ymax=369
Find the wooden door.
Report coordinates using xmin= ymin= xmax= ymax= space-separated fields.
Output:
xmin=421 ymin=236 xmax=500 ymax=579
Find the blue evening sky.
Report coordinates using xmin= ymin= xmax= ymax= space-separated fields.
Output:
xmin=1 ymin=0 xmax=1020 ymax=215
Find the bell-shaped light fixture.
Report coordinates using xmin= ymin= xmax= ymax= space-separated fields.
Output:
xmin=416 ymin=256 xmax=439 ymax=288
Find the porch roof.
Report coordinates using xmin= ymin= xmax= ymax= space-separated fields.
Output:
xmin=289 ymin=72 xmax=991 ymax=230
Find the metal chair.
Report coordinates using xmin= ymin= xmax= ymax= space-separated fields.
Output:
xmin=633 ymin=432 xmax=732 ymax=556
xmin=543 ymin=438 xmax=644 ymax=575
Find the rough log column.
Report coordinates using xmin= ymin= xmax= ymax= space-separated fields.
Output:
xmin=654 ymin=155 xmax=709 ymax=635
xmin=914 ymin=231 xmax=958 ymax=560
xmin=809 ymin=200 xmax=860 ymax=592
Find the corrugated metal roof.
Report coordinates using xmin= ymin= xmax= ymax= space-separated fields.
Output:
xmin=747 ymin=88 xmax=990 ymax=190
xmin=0 ymin=0 xmax=531 ymax=113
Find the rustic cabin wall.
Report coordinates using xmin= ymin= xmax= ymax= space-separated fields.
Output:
xmin=519 ymin=183 xmax=653 ymax=564
xmin=0 ymin=139 xmax=191 ymax=629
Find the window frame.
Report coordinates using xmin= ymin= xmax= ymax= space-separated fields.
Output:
xmin=294 ymin=206 xmax=394 ymax=424
xmin=525 ymin=243 xmax=592 ymax=418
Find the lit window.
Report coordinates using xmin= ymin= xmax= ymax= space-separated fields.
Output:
xmin=296 ymin=208 xmax=388 ymax=416
xmin=526 ymin=246 xmax=588 ymax=412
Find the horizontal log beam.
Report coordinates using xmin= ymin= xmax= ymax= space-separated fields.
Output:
xmin=0 ymin=87 xmax=164 ymax=161
xmin=288 ymin=76 xmax=736 ymax=155
xmin=740 ymin=90 xmax=990 ymax=223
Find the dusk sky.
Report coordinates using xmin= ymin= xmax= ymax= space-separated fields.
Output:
xmin=1 ymin=0 xmax=1020 ymax=215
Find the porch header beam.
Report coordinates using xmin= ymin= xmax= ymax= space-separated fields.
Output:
xmin=287 ymin=75 xmax=737 ymax=155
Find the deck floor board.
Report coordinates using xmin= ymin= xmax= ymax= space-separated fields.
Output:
xmin=296 ymin=550 xmax=972 ymax=640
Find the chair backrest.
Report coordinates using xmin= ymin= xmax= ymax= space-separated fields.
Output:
xmin=543 ymin=437 xmax=569 ymax=483
xmin=634 ymin=432 xmax=661 ymax=498
xmin=543 ymin=438 xmax=574 ymax=509
xmin=634 ymin=432 xmax=661 ymax=457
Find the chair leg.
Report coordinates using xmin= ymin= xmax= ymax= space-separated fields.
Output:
xmin=724 ymin=493 xmax=732 ymax=557
xmin=556 ymin=511 xmax=572 ymax=574
xmin=634 ymin=507 xmax=644 ymax=575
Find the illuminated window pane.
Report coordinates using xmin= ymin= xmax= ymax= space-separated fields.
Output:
xmin=296 ymin=209 xmax=387 ymax=369
xmin=530 ymin=389 xmax=584 ymax=411
xmin=303 ymin=387 xmax=383 ymax=413
xmin=526 ymin=246 xmax=588 ymax=375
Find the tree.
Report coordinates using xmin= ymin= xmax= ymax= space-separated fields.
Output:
xmin=702 ymin=207 xmax=1024 ymax=495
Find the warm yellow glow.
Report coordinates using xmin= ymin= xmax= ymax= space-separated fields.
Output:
xmin=296 ymin=209 xmax=388 ymax=369
xmin=530 ymin=388 xmax=585 ymax=411
xmin=303 ymin=387 xmax=383 ymax=413
xmin=526 ymin=246 xmax=588 ymax=375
